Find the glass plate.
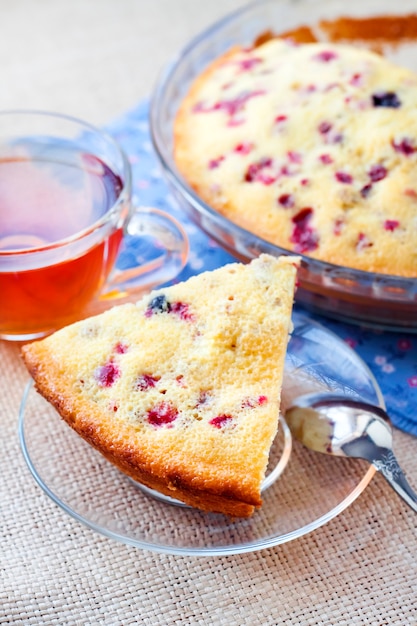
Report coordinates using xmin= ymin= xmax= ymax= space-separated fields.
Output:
xmin=150 ymin=0 xmax=417 ymax=331
xmin=19 ymin=313 xmax=382 ymax=556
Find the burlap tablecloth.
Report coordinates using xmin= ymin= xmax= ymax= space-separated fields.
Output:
xmin=1 ymin=0 xmax=417 ymax=619
xmin=1 ymin=335 xmax=416 ymax=625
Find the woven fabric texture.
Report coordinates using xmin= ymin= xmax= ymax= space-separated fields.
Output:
xmin=1 ymin=317 xmax=417 ymax=626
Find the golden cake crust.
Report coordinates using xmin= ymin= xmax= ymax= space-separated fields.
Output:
xmin=22 ymin=255 xmax=298 ymax=517
xmin=174 ymin=39 xmax=417 ymax=277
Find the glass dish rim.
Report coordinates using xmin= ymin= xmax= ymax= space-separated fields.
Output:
xmin=149 ymin=0 xmax=417 ymax=292
xmin=18 ymin=313 xmax=380 ymax=556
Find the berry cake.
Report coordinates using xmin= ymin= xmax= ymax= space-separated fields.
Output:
xmin=22 ymin=255 xmax=298 ymax=518
xmin=174 ymin=39 xmax=417 ymax=277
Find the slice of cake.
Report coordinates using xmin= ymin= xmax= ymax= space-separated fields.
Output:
xmin=22 ymin=254 xmax=298 ymax=517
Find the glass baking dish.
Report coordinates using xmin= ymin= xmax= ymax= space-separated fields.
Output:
xmin=150 ymin=0 xmax=417 ymax=331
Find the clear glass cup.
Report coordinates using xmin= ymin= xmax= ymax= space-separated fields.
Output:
xmin=0 ymin=110 xmax=188 ymax=341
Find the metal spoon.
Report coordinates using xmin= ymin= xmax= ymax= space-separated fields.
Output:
xmin=285 ymin=393 xmax=417 ymax=512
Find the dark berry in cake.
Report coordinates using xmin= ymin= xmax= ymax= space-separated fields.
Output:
xmin=278 ymin=193 xmax=295 ymax=208
xmin=392 ymin=138 xmax=416 ymax=156
xmin=145 ymin=294 xmax=171 ymax=316
xmin=136 ymin=374 xmax=161 ymax=391
xmin=384 ymin=219 xmax=400 ymax=231
xmin=372 ymin=92 xmax=401 ymax=108
xmin=290 ymin=208 xmax=319 ymax=253
xmin=361 ymin=184 xmax=372 ymax=198
xmin=369 ymin=164 xmax=387 ymax=182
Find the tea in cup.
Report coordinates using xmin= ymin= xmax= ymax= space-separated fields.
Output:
xmin=0 ymin=111 xmax=188 ymax=341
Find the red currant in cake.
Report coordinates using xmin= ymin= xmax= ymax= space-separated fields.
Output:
xmin=146 ymin=402 xmax=179 ymax=427
xmin=209 ymin=414 xmax=234 ymax=429
xmin=94 ymin=361 xmax=120 ymax=387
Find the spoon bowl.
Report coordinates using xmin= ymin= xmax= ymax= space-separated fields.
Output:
xmin=285 ymin=393 xmax=417 ymax=513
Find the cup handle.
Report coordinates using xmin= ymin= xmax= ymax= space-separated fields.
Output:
xmin=100 ymin=206 xmax=189 ymax=301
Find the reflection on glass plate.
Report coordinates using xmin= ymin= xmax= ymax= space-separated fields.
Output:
xmin=19 ymin=313 xmax=383 ymax=556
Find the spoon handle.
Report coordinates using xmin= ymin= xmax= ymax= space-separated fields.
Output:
xmin=374 ymin=451 xmax=417 ymax=513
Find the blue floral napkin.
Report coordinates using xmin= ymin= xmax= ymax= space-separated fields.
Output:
xmin=107 ymin=101 xmax=417 ymax=436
